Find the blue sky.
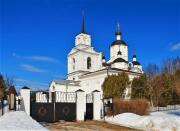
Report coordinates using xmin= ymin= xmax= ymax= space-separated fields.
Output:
xmin=0 ymin=0 xmax=180 ymax=91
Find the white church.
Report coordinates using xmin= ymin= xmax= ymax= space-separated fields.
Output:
xmin=49 ymin=16 xmax=143 ymax=99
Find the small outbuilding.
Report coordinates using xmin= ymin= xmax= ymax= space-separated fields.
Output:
xmin=7 ymin=86 xmax=17 ymax=110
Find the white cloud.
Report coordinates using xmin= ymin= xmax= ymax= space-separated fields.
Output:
xmin=15 ymin=78 xmax=28 ymax=83
xmin=26 ymin=56 xmax=59 ymax=63
xmin=13 ymin=54 xmax=59 ymax=63
xmin=20 ymin=64 xmax=45 ymax=73
xmin=170 ymin=43 xmax=180 ymax=51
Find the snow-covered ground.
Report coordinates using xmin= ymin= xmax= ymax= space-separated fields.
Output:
xmin=106 ymin=110 xmax=180 ymax=131
xmin=0 ymin=111 xmax=48 ymax=130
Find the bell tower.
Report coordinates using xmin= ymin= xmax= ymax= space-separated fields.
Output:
xmin=67 ymin=14 xmax=102 ymax=81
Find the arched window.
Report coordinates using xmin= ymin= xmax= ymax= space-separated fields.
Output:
xmin=128 ymin=62 xmax=133 ymax=70
xmin=87 ymin=57 xmax=91 ymax=69
xmin=73 ymin=58 xmax=75 ymax=70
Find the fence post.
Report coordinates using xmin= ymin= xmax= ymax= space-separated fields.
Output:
xmin=20 ymin=87 xmax=30 ymax=115
xmin=103 ymin=97 xmax=105 ymax=120
xmin=3 ymin=100 xmax=9 ymax=114
xmin=93 ymin=90 xmax=101 ymax=120
xmin=51 ymin=92 xmax=56 ymax=122
xmin=76 ymin=89 xmax=85 ymax=121
xmin=0 ymin=100 xmax=3 ymax=116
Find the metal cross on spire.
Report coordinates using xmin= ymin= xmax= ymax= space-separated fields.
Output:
xmin=133 ymin=49 xmax=137 ymax=58
xmin=117 ymin=22 xmax=120 ymax=32
xmin=115 ymin=22 xmax=121 ymax=35
xmin=134 ymin=49 xmax=136 ymax=55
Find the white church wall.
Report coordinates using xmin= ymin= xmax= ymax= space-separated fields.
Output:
xmin=68 ymin=48 xmax=102 ymax=81
xmin=110 ymin=45 xmax=120 ymax=60
xmin=49 ymin=83 xmax=81 ymax=93
xmin=68 ymin=74 xmax=79 ymax=81
xmin=134 ymin=65 xmax=142 ymax=71
xmin=120 ymin=45 xmax=128 ymax=61
xmin=75 ymin=33 xmax=91 ymax=46
xmin=80 ymin=69 xmax=142 ymax=97
xmin=110 ymin=45 xmax=128 ymax=62
xmin=78 ymin=51 xmax=102 ymax=72
xmin=109 ymin=70 xmax=140 ymax=81
xmin=111 ymin=62 xmax=128 ymax=70
xmin=49 ymin=81 xmax=82 ymax=102
xmin=80 ymin=72 xmax=107 ymax=96
xmin=68 ymin=52 xmax=80 ymax=74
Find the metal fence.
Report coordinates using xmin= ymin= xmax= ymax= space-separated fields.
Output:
xmin=150 ymin=105 xmax=180 ymax=112
xmin=56 ymin=92 xmax=76 ymax=103
xmin=32 ymin=91 xmax=77 ymax=103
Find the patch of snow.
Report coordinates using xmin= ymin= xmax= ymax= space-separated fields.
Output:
xmin=106 ymin=110 xmax=180 ymax=131
xmin=0 ymin=111 xmax=48 ymax=130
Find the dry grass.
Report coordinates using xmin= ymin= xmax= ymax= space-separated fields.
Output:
xmin=113 ymin=99 xmax=149 ymax=116
xmin=44 ymin=120 xmax=142 ymax=131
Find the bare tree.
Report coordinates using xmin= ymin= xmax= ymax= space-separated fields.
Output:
xmin=4 ymin=75 xmax=15 ymax=88
xmin=0 ymin=74 xmax=5 ymax=99
xmin=174 ymin=69 xmax=180 ymax=95
xmin=147 ymin=76 xmax=163 ymax=107
xmin=148 ymin=73 xmax=174 ymax=107
xmin=162 ymin=57 xmax=180 ymax=74
xmin=145 ymin=64 xmax=160 ymax=78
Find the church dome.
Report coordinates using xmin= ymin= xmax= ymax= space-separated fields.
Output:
xmin=112 ymin=57 xmax=127 ymax=64
xmin=111 ymin=40 xmax=127 ymax=47
xmin=102 ymin=56 xmax=106 ymax=60
xmin=132 ymin=61 xmax=141 ymax=65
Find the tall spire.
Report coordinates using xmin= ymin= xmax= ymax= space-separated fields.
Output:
xmin=81 ymin=11 xmax=85 ymax=33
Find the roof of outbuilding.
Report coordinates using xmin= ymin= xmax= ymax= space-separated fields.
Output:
xmin=8 ymin=86 xmax=17 ymax=95
xmin=111 ymin=40 xmax=127 ymax=46
xmin=21 ymin=86 xmax=30 ymax=89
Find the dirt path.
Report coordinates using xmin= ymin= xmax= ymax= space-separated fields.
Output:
xmin=43 ymin=120 xmax=142 ymax=131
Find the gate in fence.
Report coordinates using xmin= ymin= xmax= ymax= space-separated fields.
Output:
xmin=30 ymin=91 xmax=76 ymax=122
xmin=85 ymin=93 xmax=93 ymax=120
xmin=103 ymin=97 xmax=114 ymax=116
